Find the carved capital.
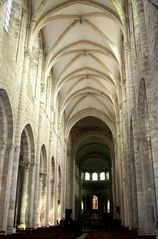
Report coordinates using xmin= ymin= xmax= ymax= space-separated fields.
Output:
xmin=50 ymin=178 xmax=55 ymax=184
xmin=125 ymin=41 xmax=131 ymax=51
xmin=39 ymin=172 xmax=47 ymax=178
xmin=0 ymin=142 xmax=7 ymax=151
xmin=24 ymin=48 xmax=31 ymax=58
xmin=41 ymin=83 xmax=45 ymax=93
xmin=20 ymin=160 xmax=31 ymax=169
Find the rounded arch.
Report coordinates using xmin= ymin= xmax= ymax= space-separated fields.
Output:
xmin=0 ymin=89 xmax=13 ymax=229
xmin=40 ymin=144 xmax=47 ymax=173
xmin=0 ymin=89 xmax=13 ymax=146
xmin=65 ymin=109 xmax=116 ymax=139
xmin=73 ymin=131 xmax=114 ymax=154
xmin=15 ymin=124 xmax=35 ymax=228
xmin=20 ymin=124 xmax=35 ymax=163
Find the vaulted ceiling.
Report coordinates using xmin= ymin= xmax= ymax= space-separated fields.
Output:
xmin=29 ymin=0 xmax=125 ymax=138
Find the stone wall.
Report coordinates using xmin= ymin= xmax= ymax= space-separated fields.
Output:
xmin=0 ymin=0 xmax=66 ymax=233
xmin=0 ymin=0 xmax=158 ymax=236
xmin=115 ymin=0 xmax=158 ymax=235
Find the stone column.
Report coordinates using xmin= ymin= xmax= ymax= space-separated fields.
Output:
xmin=38 ymin=173 xmax=47 ymax=226
xmin=133 ymin=0 xmax=157 ymax=235
xmin=115 ymin=109 xmax=123 ymax=223
xmin=7 ymin=49 xmax=30 ymax=233
xmin=0 ymin=144 xmax=14 ymax=231
xmin=66 ymin=151 xmax=72 ymax=209
xmin=7 ymin=146 xmax=20 ymax=233
xmin=119 ymin=104 xmax=127 ymax=227
xmin=53 ymin=169 xmax=58 ymax=225
xmin=125 ymin=37 xmax=139 ymax=230
xmin=27 ymin=162 xmax=35 ymax=228
xmin=122 ymin=81 xmax=130 ymax=228
xmin=0 ymin=143 xmax=7 ymax=196
xmin=45 ymin=111 xmax=54 ymax=226
xmin=72 ymin=152 xmax=76 ymax=219
xmin=32 ymin=112 xmax=43 ymax=227
xmin=32 ymin=59 xmax=46 ymax=227
xmin=19 ymin=161 xmax=30 ymax=227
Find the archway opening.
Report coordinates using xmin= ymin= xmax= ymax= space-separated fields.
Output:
xmin=67 ymin=116 xmax=114 ymax=226
xmin=15 ymin=125 xmax=35 ymax=229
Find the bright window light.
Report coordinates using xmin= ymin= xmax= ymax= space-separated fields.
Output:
xmin=92 ymin=172 xmax=98 ymax=181
xmin=107 ymin=199 xmax=110 ymax=213
xmin=85 ymin=172 xmax=90 ymax=181
xmin=4 ymin=0 xmax=13 ymax=32
xmin=81 ymin=201 xmax=84 ymax=210
xmin=100 ymin=172 xmax=105 ymax=180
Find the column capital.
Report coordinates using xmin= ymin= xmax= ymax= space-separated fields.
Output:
xmin=50 ymin=178 xmax=55 ymax=184
xmin=20 ymin=160 xmax=31 ymax=169
xmin=40 ymin=82 xmax=45 ymax=93
xmin=39 ymin=172 xmax=47 ymax=178
xmin=0 ymin=142 xmax=7 ymax=150
xmin=124 ymin=41 xmax=131 ymax=51
xmin=24 ymin=48 xmax=31 ymax=58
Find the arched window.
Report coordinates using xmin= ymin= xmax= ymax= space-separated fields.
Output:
xmin=92 ymin=172 xmax=98 ymax=181
xmin=4 ymin=0 xmax=13 ymax=32
xmin=107 ymin=199 xmax=110 ymax=213
xmin=106 ymin=171 xmax=110 ymax=180
xmin=100 ymin=172 xmax=105 ymax=180
xmin=92 ymin=195 xmax=98 ymax=209
xmin=85 ymin=172 xmax=90 ymax=181
xmin=81 ymin=201 xmax=84 ymax=211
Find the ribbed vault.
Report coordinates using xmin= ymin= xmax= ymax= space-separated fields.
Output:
xmin=30 ymin=0 xmax=124 ymax=137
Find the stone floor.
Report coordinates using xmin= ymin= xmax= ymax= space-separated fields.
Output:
xmin=83 ymin=227 xmax=156 ymax=239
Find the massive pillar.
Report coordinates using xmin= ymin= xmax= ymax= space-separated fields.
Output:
xmin=19 ymin=161 xmax=30 ymax=227
xmin=7 ymin=49 xmax=30 ymax=233
xmin=0 ymin=144 xmax=14 ymax=231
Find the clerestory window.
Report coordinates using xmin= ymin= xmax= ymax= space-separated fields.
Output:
xmin=85 ymin=172 xmax=90 ymax=181
xmin=100 ymin=172 xmax=105 ymax=180
xmin=92 ymin=172 xmax=98 ymax=181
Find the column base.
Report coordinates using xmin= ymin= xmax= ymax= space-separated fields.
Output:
xmin=137 ymin=228 xmax=156 ymax=238
xmin=6 ymin=227 xmax=16 ymax=234
xmin=17 ymin=224 xmax=26 ymax=229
